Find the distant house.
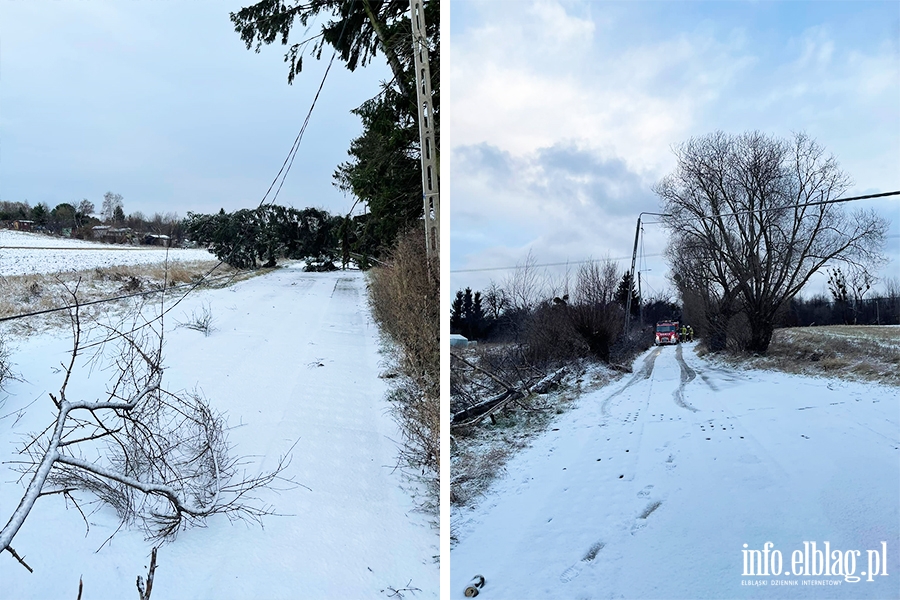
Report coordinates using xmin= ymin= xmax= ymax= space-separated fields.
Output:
xmin=143 ymin=234 xmax=171 ymax=247
xmin=92 ymin=225 xmax=133 ymax=243
xmin=450 ymin=334 xmax=470 ymax=348
xmin=12 ymin=219 xmax=34 ymax=232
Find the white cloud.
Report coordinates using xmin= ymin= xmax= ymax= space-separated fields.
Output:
xmin=450 ymin=2 xmax=762 ymax=180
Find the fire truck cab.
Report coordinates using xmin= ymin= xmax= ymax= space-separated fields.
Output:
xmin=655 ymin=321 xmax=680 ymax=346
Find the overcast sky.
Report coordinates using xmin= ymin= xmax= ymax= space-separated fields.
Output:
xmin=0 ymin=0 xmax=390 ymax=219
xmin=449 ymin=0 xmax=900 ymax=300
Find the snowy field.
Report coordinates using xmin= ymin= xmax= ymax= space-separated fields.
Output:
xmin=0 ymin=265 xmax=438 ymax=598
xmin=1 ymin=229 xmax=213 ymax=275
xmin=451 ymin=344 xmax=899 ymax=599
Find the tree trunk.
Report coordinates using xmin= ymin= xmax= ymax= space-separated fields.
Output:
xmin=361 ymin=0 xmax=412 ymax=101
xmin=746 ymin=318 xmax=774 ymax=354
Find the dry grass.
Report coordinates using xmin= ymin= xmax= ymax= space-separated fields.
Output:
xmin=450 ymin=388 xmax=571 ymax=511
xmin=0 ymin=260 xmax=246 ymax=336
xmin=451 ymin=444 xmax=518 ymax=507
xmin=366 ymin=228 xmax=439 ymax=489
xmin=729 ymin=325 xmax=900 ymax=385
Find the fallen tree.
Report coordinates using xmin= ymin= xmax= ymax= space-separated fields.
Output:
xmin=451 ymin=351 xmax=567 ymax=427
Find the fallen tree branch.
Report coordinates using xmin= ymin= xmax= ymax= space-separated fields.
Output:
xmin=451 ymin=366 xmax=568 ymax=428
xmin=1 ymin=287 xmax=294 ymax=570
xmin=451 ymin=352 xmax=517 ymax=393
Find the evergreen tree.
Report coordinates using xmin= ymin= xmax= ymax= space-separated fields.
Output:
xmin=615 ymin=273 xmax=641 ymax=318
xmin=184 ymin=205 xmax=341 ymax=270
xmin=31 ymin=203 xmax=49 ymax=227
xmin=449 ymin=287 xmax=488 ymax=340
xmin=450 ymin=290 xmax=465 ymax=334
xmin=469 ymin=290 xmax=486 ymax=340
xmin=50 ymin=203 xmax=77 ymax=233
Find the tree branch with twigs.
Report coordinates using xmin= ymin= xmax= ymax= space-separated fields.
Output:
xmin=1 ymin=282 xmax=295 ymax=571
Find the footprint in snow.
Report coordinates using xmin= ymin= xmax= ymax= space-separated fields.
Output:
xmin=559 ymin=542 xmax=605 ymax=583
xmin=631 ymin=501 xmax=663 ymax=534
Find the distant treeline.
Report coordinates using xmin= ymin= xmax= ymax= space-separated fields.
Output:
xmin=1 ymin=199 xmax=184 ymax=242
xmin=2 ymin=195 xmax=408 ymax=267
xmin=785 ymin=293 xmax=900 ymax=327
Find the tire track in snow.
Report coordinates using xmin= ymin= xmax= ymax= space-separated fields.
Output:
xmin=601 ymin=347 xmax=660 ymax=416
xmin=673 ymin=344 xmax=699 ymax=412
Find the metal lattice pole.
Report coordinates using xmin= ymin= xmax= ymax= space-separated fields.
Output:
xmin=410 ymin=0 xmax=439 ymax=258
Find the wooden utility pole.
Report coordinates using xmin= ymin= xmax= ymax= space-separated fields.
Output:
xmin=410 ymin=0 xmax=439 ymax=259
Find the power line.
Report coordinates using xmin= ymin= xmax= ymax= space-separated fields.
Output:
xmin=452 ymin=190 xmax=900 ymax=275
xmin=0 ymin=273 xmax=237 ymax=324
xmin=661 ymin=190 xmax=900 ymax=223
xmin=260 ymin=48 xmax=339 ymax=209
xmin=451 ymin=254 xmax=666 ymax=274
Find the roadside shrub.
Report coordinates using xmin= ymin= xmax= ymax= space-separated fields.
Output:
xmin=609 ymin=326 xmax=653 ymax=364
xmin=522 ymin=301 xmax=586 ymax=367
xmin=0 ymin=333 xmax=13 ymax=392
xmin=367 ymin=227 xmax=439 ymax=482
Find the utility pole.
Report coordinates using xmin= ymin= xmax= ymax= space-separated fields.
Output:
xmin=410 ymin=0 xmax=439 ymax=259
xmin=624 ymin=212 xmax=670 ymax=333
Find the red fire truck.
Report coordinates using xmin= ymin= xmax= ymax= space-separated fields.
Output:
xmin=655 ymin=321 xmax=680 ymax=345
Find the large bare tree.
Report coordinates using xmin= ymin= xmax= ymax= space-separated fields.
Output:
xmin=656 ymin=131 xmax=887 ymax=352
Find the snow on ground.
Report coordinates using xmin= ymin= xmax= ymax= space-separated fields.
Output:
xmin=451 ymin=344 xmax=899 ymax=599
xmin=1 ymin=229 xmax=213 ymax=275
xmin=0 ymin=265 xmax=437 ymax=598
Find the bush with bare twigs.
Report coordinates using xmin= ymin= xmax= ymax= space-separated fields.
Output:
xmin=0 ymin=333 xmax=13 ymax=394
xmin=177 ymin=303 xmax=216 ymax=337
xmin=366 ymin=228 xmax=439 ymax=491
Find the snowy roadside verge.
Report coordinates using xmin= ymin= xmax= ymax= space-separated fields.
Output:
xmin=702 ymin=325 xmax=900 ymax=386
xmin=0 ymin=260 xmax=248 ymax=338
xmin=450 ymin=352 xmax=624 ymax=542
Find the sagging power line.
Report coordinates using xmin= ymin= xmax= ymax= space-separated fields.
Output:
xmin=452 ymin=190 xmax=900 ymax=277
xmin=0 ymin=272 xmax=239 ymax=325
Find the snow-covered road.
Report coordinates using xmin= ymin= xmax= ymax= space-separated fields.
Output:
xmin=1 ymin=267 xmax=437 ymax=598
xmin=451 ymin=345 xmax=899 ymax=599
